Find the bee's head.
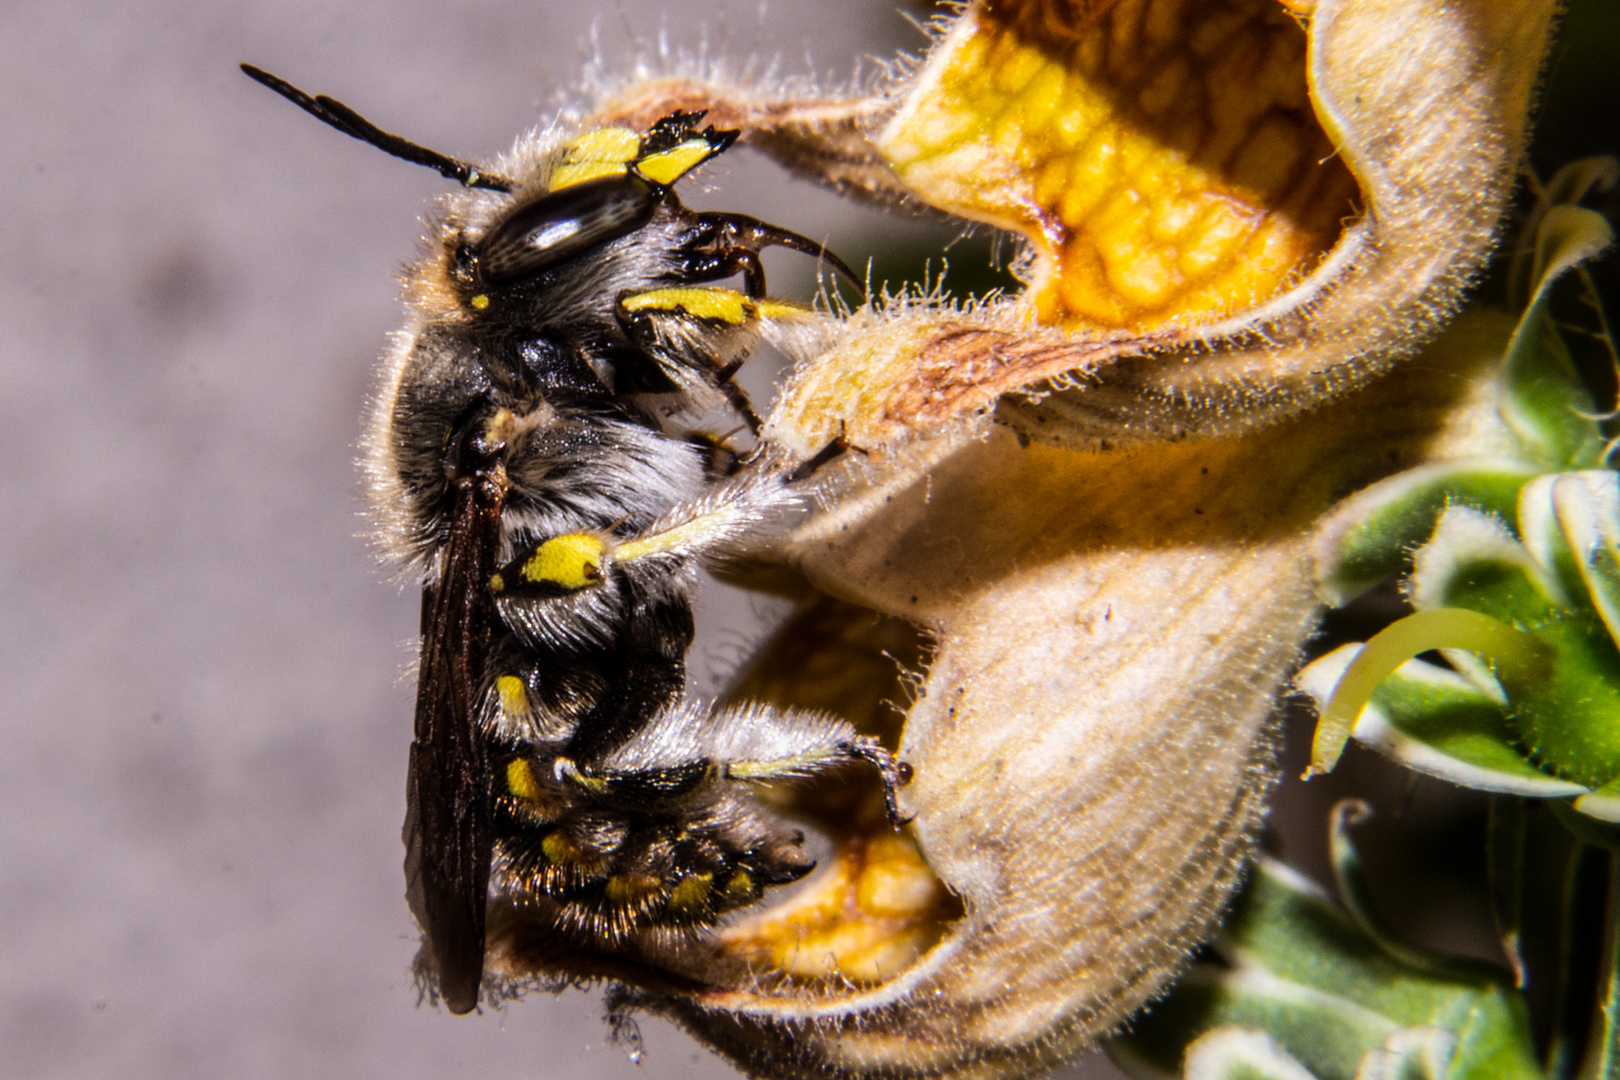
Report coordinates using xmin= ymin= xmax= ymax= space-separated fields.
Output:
xmin=457 ymin=114 xmax=737 ymax=305
xmin=238 ymin=65 xmax=739 ymax=314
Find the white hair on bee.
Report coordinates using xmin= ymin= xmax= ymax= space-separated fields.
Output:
xmin=240 ymin=60 xmax=903 ymax=1017
xmin=595 ymin=698 xmax=858 ymax=775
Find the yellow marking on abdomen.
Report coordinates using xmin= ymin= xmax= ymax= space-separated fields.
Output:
xmin=506 ymin=758 xmax=540 ymax=801
xmin=722 ymin=869 xmax=756 ymax=904
xmin=496 ymin=675 xmax=527 ymax=717
xmin=667 ymin=873 xmax=714 ymax=914
xmin=541 ymin=832 xmax=575 ymax=863
xmin=605 ymin=874 xmax=663 ymax=904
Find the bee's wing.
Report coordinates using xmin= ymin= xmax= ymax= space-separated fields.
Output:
xmin=403 ymin=446 xmax=506 ymax=1015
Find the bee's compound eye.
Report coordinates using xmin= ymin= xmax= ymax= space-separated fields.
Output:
xmin=475 ymin=174 xmax=659 ymax=288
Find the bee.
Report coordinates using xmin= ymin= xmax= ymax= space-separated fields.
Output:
xmin=240 ymin=65 xmax=909 ymax=1014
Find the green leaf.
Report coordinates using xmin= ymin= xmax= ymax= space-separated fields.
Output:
xmin=1520 ymin=473 xmax=1595 ymax=619
xmin=1574 ymin=779 xmax=1620 ymax=825
xmin=1182 ymin=1029 xmax=1321 ymax=1080
xmin=1357 ymin=1026 xmax=1457 ymax=1080
xmin=1446 ymin=986 xmax=1543 ymax=1080
xmin=1413 ymin=505 xmax=1620 ymax=789
xmin=1111 ymin=1026 xmax=1326 ymax=1080
xmin=1507 ymin=158 xmax=1619 ymax=316
xmin=1118 ymin=963 xmax=1401 ymax=1080
xmin=1547 ymin=471 xmax=1620 ymax=651
xmin=1549 ymin=802 xmax=1620 ymax=852
xmin=1500 ymin=205 xmax=1611 ymax=470
xmin=1519 ymin=814 xmax=1597 ymax=1080
xmin=1543 ymin=158 xmax=1620 ymax=218
xmin=1311 ymin=460 xmax=1540 ymax=606
xmin=1297 ymin=647 xmax=1585 ymax=797
xmin=1300 ymin=609 xmax=1554 ymax=778
xmin=1111 ymin=860 xmax=1541 ymax=1080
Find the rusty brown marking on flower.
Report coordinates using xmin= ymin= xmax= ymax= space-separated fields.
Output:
xmin=596 ymin=79 xmax=932 ymax=213
xmin=882 ymin=0 xmax=1361 ymax=331
xmin=883 ymin=325 xmax=1138 ymax=428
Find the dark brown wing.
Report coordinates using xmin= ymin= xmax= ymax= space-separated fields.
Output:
xmin=403 ymin=414 xmax=508 ymax=1015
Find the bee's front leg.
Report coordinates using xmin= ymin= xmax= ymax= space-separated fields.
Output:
xmin=490 ymin=478 xmax=799 ymax=603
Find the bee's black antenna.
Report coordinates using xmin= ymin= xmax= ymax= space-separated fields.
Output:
xmin=240 ymin=63 xmax=515 ymax=193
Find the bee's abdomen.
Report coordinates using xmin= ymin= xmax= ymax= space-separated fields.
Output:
xmin=492 ymin=776 xmax=813 ymax=942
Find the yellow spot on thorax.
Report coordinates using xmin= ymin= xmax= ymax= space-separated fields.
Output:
xmin=547 ymin=160 xmax=629 ymax=189
xmin=633 ymin=139 xmax=716 ymax=186
xmin=506 ymin=757 xmax=540 ymax=801
xmin=521 ymin=533 xmax=607 ymax=590
xmin=470 ymin=294 xmax=490 ymax=310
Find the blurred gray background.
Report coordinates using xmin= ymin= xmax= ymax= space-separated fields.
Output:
xmin=0 ymin=1 xmax=1129 ymax=1077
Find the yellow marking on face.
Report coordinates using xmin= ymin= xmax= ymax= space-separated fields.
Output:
xmin=506 ymin=758 xmax=540 ymax=801
xmin=547 ymin=127 xmax=641 ymax=190
xmin=566 ymin=127 xmax=641 ymax=162
xmin=488 ymin=572 xmax=505 ymax=593
xmin=547 ymin=160 xmax=630 ymax=190
xmin=667 ymin=873 xmax=714 ymax=914
xmin=621 ymin=286 xmax=750 ymax=324
xmin=521 ymin=533 xmax=607 ymax=589
xmin=541 ymin=832 xmax=574 ymax=863
xmin=470 ymin=294 xmax=490 ymax=310
xmin=633 ymin=139 xmax=716 ymax=186
xmin=722 ymin=869 xmax=756 ymax=903
xmin=497 ymin=675 xmax=527 ymax=717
